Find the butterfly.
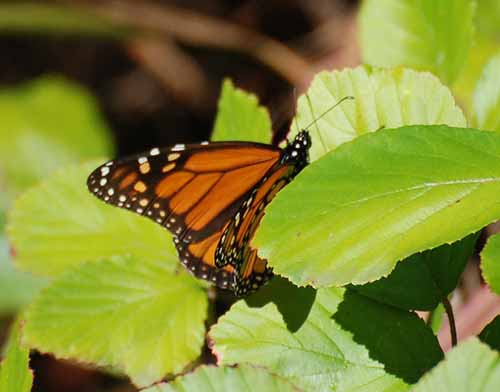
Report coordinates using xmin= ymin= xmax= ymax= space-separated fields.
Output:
xmin=87 ymin=130 xmax=311 ymax=296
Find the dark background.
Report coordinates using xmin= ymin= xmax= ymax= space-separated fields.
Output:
xmin=0 ymin=0 xmax=359 ymax=155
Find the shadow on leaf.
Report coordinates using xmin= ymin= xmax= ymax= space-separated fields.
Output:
xmin=479 ymin=315 xmax=500 ymax=351
xmin=332 ymin=290 xmax=443 ymax=384
xmin=352 ymin=233 xmax=478 ymax=311
xmin=244 ymin=276 xmax=316 ymax=332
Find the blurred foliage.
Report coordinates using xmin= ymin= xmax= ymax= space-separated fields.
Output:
xmin=0 ymin=235 xmax=46 ymax=316
xmin=473 ymin=52 xmax=500 ymax=130
xmin=0 ymin=77 xmax=113 ymax=317
xmin=212 ymin=79 xmax=272 ymax=144
xmin=0 ymin=76 xmax=113 ymax=320
xmin=0 ymin=3 xmax=128 ymax=38
xmin=0 ymin=76 xmax=113 ymax=196
xmin=0 ymin=319 xmax=33 ymax=392
xmin=476 ymin=0 xmax=500 ymax=40
xmin=360 ymin=0 xmax=475 ymax=85
xmin=454 ymin=0 xmax=500 ymax=115
xmin=453 ymin=38 xmax=500 ymax=116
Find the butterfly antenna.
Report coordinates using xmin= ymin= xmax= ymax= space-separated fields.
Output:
xmin=302 ymin=95 xmax=355 ymax=131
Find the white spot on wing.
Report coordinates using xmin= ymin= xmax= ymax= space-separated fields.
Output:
xmin=150 ymin=147 xmax=160 ymax=156
xmin=172 ymin=144 xmax=185 ymax=151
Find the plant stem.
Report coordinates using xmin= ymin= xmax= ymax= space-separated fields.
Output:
xmin=442 ymin=297 xmax=457 ymax=347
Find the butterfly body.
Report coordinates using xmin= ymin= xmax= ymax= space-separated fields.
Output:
xmin=87 ymin=131 xmax=311 ymax=296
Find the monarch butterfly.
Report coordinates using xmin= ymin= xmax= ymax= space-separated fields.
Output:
xmin=87 ymin=130 xmax=311 ymax=296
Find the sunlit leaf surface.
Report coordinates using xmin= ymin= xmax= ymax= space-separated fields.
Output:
xmin=212 ymin=78 xmax=272 ymax=143
xmin=256 ymin=126 xmax=500 ymax=287
xmin=24 ymin=256 xmax=208 ymax=387
xmin=291 ymin=67 xmax=465 ymax=161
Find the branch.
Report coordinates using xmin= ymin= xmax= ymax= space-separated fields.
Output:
xmin=93 ymin=0 xmax=314 ymax=87
xmin=442 ymin=297 xmax=457 ymax=347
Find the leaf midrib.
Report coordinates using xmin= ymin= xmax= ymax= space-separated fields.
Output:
xmin=335 ymin=177 xmax=500 ymax=209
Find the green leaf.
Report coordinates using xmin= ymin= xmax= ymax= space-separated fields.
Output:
xmin=145 ymin=365 xmax=301 ymax=392
xmin=210 ymin=288 xmax=409 ymax=391
xmin=0 ymin=320 xmax=33 ymax=392
xmin=0 ymin=235 xmax=46 ymax=315
xmin=428 ymin=303 xmax=445 ymax=334
xmin=481 ymin=233 xmax=500 ymax=294
xmin=244 ymin=276 xmax=317 ymax=333
xmin=0 ymin=187 xmax=45 ymax=314
xmin=255 ymin=125 xmax=500 ymax=288
xmin=333 ymin=290 xmax=443 ymax=384
xmin=453 ymin=38 xmax=500 ymax=117
xmin=212 ymin=79 xmax=272 ymax=143
xmin=359 ymin=0 xmax=475 ymax=85
xmin=0 ymin=3 xmax=129 ymax=38
xmin=8 ymin=161 xmax=176 ymax=277
xmin=473 ymin=52 xmax=500 ymax=131
xmin=24 ymin=256 xmax=208 ymax=387
xmin=411 ymin=338 xmax=500 ymax=392
xmin=0 ymin=76 xmax=113 ymax=194
xmin=353 ymin=234 xmax=478 ymax=311
xmin=291 ymin=67 xmax=465 ymax=161
xmin=479 ymin=316 xmax=500 ymax=352
xmin=476 ymin=0 xmax=500 ymax=40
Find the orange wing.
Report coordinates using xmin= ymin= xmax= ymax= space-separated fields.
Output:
xmin=87 ymin=142 xmax=281 ymax=243
xmin=215 ymin=164 xmax=299 ymax=296
xmin=174 ymin=225 xmax=236 ymax=289
xmin=87 ymin=130 xmax=311 ymax=295
xmin=87 ymin=141 xmax=281 ymax=291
